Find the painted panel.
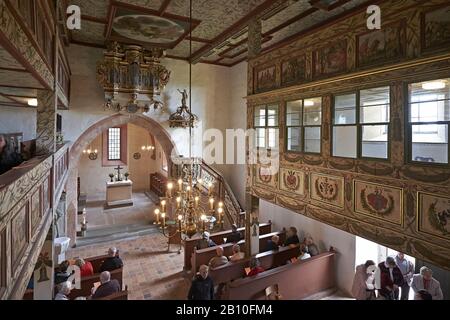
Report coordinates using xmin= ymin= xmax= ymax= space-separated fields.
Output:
xmin=0 ymin=228 xmax=5 ymax=292
xmin=281 ymin=55 xmax=306 ymax=86
xmin=254 ymin=164 xmax=277 ymax=189
xmin=422 ymin=4 xmax=450 ymax=53
xmin=418 ymin=192 xmax=450 ymax=240
xmin=354 ymin=180 xmax=403 ymax=226
xmin=310 ymin=173 xmax=344 ymax=208
xmin=279 ymin=167 xmax=306 ymax=196
xmin=254 ymin=65 xmax=276 ymax=93
xmin=356 ymin=21 xmax=406 ymax=68
xmin=312 ymin=40 xmax=347 ymax=79
xmin=30 ymin=188 xmax=41 ymax=236
xmin=10 ymin=205 xmax=29 ymax=271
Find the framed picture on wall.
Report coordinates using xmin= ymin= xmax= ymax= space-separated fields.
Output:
xmin=421 ymin=4 xmax=450 ymax=53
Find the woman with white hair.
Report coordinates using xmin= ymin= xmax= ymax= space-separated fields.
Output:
xmin=410 ymin=266 xmax=443 ymax=300
xmin=55 ymin=281 xmax=72 ymax=300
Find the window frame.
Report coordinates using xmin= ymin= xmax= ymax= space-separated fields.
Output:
xmin=285 ymin=97 xmax=323 ymax=155
xmin=253 ymin=104 xmax=279 ymax=151
xmin=102 ymin=125 xmax=128 ymax=167
xmin=405 ymin=77 xmax=450 ymax=167
xmin=331 ymin=86 xmax=391 ymax=161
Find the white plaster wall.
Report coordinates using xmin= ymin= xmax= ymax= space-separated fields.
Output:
xmin=0 ymin=106 xmax=36 ymax=140
xmin=78 ymin=123 xmax=166 ymax=194
xmin=259 ymin=200 xmax=356 ymax=296
xmin=61 ymin=45 xmax=232 ymax=162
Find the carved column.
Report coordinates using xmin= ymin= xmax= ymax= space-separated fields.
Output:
xmin=247 ymin=19 xmax=262 ymax=59
xmin=36 ymin=90 xmax=57 ymax=155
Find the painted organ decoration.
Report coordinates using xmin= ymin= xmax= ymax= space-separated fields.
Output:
xmin=354 ymin=181 xmax=403 ymax=226
xmin=97 ymin=42 xmax=171 ymax=114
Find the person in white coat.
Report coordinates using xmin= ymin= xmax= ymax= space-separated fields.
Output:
xmin=410 ymin=266 xmax=443 ymax=300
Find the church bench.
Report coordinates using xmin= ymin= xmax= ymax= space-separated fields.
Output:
xmin=184 ymin=222 xmax=272 ymax=270
xmin=66 ymin=267 xmax=123 ymax=299
xmin=95 ymin=285 xmax=128 ymax=300
xmin=209 ymin=244 xmax=300 ymax=285
xmin=191 ymin=230 xmax=286 ymax=273
xmin=222 ymin=251 xmax=336 ymax=300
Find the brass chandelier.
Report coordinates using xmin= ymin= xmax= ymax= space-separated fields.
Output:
xmin=153 ymin=0 xmax=223 ymax=240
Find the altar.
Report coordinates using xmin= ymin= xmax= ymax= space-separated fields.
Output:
xmin=106 ymin=180 xmax=133 ymax=207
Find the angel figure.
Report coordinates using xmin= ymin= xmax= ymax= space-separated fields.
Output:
xmin=178 ymin=89 xmax=188 ymax=106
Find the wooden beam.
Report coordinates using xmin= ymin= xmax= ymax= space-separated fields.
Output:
xmin=158 ymin=0 xmax=172 ymax=15
xmin=0 ymin=67 xmax=28 ymax=73
xmin=190 ymin=0 xmax=290 ymax=63
xmin=69 ymin=39 xmax=106 ymax=49
xmin=0 ymin=92 xmax=28 ymax=106
xmin=262 ymin=8 xmax=318 ymax=36
xmin=81 ymin=14 xmax=108 ymax=24
xmin=186 ymin=36 xmax=212 ymax=44
xmin=165 ymin=54 xmax=189 ymax=61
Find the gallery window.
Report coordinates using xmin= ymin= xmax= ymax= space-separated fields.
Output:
xmin=408 ymin=78 xmax=449 ymax=165
xmin=332 ymin=86 xmax=390 ymax=159
xmin=254 ymin=104 xmax=279 ymax=150
xmin=102 ymin=125 xmax=127 ymax=166
xmin=286 ymin=97 xmax=322 ymax=153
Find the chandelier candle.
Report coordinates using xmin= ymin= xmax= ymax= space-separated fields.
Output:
xmin=167 ymin=182 xmax=173 ymax=198
xmin=178 ymin=179 xmax=183 ymax=191
xmin=154 ymin=208 xmax=160 ymax=225
xmin=194 ymin=196 xmax=199 ymax=209
xmin=209 ymin=198 xmax=215 ymax=211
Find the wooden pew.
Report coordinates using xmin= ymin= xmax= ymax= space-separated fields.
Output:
xmin=184 ymin=222 xmax=272 ymax=270
xmin=95 ymin=285 xmax=129 ymax=300
xmin=222 ymin=251 xmax=336 ymax=300
xmin=191 ymin=230 xmax=286 ymax=273
xmin=209 ymin=244 xmax=301 ymax=285
xmin=67 ymin=267 xmax=123 ymax=299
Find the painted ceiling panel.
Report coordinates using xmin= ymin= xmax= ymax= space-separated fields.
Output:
xmin=0 ymin=47 xmax=25 ymax=70
xmin=70 ymin=0 xmax=109 ymax=19
xmin=71 ymin=21 xmax=106 ymax=45
xmin=166 ymin=40 xmax=204 ymax=58
xmin=0 ymin=95 xmax=13 ymax=103
xmin=0 ymin=70 xmax=43 ymax=88
xmin=125 ymin=0 xmax=165 ymax=10
xmin=0 ymin=87 xmax=38 ymax=97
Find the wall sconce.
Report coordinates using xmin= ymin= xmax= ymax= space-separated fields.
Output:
xmin=83 ymin=147 xmax=98 ymax=160
xmin=141 ymin=145 xmax=155 ymax=152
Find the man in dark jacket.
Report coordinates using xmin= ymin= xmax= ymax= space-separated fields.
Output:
xmin=99 ymin=247 xmax=123 ymax=272
xmin=264 ymin=235 xmax=280 ymax=251
xmin=378 ymin=256 xmax=404 ymax=300
xmin=92 ymin=271 xmax=121 ymax=299
xmin=188 ymin=265 xmax=214 ymax=300
xmin=284 ymin=227 xmax=300 ymax=246
xmin=226 ymin=224 xmax=242 ymax=243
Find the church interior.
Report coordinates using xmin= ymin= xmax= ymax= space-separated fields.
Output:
xmin=0 ymin=0 xmax=449 ymax=301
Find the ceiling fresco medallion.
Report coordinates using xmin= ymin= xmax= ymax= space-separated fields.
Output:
xmin=113 ymin=15 xmax=185 ymax=44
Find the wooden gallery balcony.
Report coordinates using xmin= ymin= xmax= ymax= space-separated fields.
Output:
xmin=0 ymin=143 xmax=70 ymax=300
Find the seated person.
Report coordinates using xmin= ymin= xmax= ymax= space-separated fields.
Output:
xmin=246 ymin=257 xmax=265 ymax=277
xmin=229 ymin=244 xmax=245 ymax=262
xmin=75 ymin=258 xmax=94 ymax=277
xmin=226 ymin=224 xmax=242 ymax=243
xmin=55 ymin=281 xmax=72 ymax=300
xmin=92 ymin=271 xmax=121 ymax=299
xmin=99 ymin=247 xmax=123 ymax=272
xmin=284 ymin=227 xmax=300 ymax=246
xmin=264 ymin=235 xmax=280 ymax=251
xmin=298 ymin=245 xmax=311 ymax=260
xmin=303 ymin=236 xmax=319 ymax=256
xmin=197 ymin=231 xmax=217 ymax=250
xmin=54 ymin=260 xmax=73 ymax=285
xmin=188 ymin=265 xmax=214 ymax=300
xmin=0 ymin=134 xmax=23 ymax=175
xmin=208 ymin=246 xmax=229 ymax=268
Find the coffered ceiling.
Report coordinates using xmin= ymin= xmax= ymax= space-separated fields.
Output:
xmin=68 ymin=0 xmax=373 ymax=66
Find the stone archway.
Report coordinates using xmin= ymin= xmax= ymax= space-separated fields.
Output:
xmin=66 ymin=113 xmax=179 ymax=246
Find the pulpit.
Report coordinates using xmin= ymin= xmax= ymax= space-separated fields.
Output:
xmin=106 ymin=180 xmax=133 ymax=207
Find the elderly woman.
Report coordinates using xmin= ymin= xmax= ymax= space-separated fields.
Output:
xmin=410 ymin=266 xmax=443 ymax=300
xmin=0 ymin=134 xmax=23 ymax=175
xmin=247 ymin=257 xmax=265 ymax=277
xmin=75 ymin=258 xmax=94 ymax=277
xmin=55 ymin=281 xmax=72 ymax=300
xmin=351 ymin=260 xmax=376 ymax=300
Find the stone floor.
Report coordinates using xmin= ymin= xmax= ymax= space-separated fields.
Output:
xmin=67 ymin=232 xmax=190 ymax=300
xmin=85 ymin=192 xmax=156 ymax=228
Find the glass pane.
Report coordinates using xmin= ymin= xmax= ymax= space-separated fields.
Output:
xmin=412 ymin=124 xmax=448 ymax=164
xmin=108 ymin=127 xmax=121 ymax=160
xmin=304 ymin=127 xmax=321 ymax=153
xmin=362 ymin=125 xmax=388 ymax=159
xmin=361 ymin=104 xmax=389 ymax=123
xmin=267 ymin=128 xmax=279 ymax=149
xmin=286 ymin=100 xmax=302 ymax=126
xmin=409 ymin=101 xmax=449 ymax=122
xmin=410 ymin=78 xmax=450 ymax=98
xmin=360 ymin=86 xmax=390 ymax=106
xmin=303 ymin=97 xmax=322 ymax=125
xmin=254 ymin=106 xmax=266 ymax=127
xmin=334 ymin=93 xmax=356 ymax=124
xmin=333 ymin=126 xmax=357 ymax=158
xmin=256 ymin=128 xmax=265 ymax=148
xmin=267 ymin=105 xmax=279 ymax=127
xmin=287 ymin=127 xmax=301 ymax=152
